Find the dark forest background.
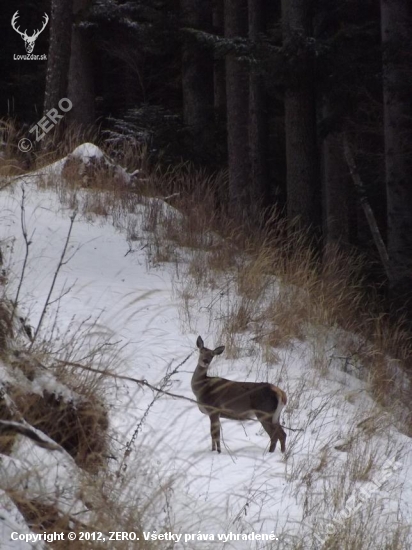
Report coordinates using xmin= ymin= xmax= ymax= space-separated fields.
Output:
xmin=1 ymin=0 xmax=412 ymax=320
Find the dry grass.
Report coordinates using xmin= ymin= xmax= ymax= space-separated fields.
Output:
xmin=6 ymin=482 xmax=163 ymax=549
xmin=0 ymin=298 xmax=114 ymax=475
xmin=0 ymin=395 xmax=15 ymax=454
xmin=0 ymin=119 xmax=30 ymax=177
xmin=1 ymin=338 xmax=111 ymax=473
xmin=6 ymin=491 xmax=79 ymax=548
xmin=11 ymin=387 xmax=108 ymax=473
xmin=0 ymin=299 xmax=13 ymax=354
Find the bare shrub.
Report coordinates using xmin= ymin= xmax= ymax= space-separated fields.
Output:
xmin=11 ymin=386 xmax=108 ymax=473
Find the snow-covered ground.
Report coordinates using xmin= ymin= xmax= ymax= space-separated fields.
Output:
xmin=1 ymin=145 xmax=411 ymax=549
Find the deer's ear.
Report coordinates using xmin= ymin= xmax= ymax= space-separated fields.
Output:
xmin=196 ymin=336 xmax=204 ymax=349
xmin=213 ymin=346 xmax=225 ymax=355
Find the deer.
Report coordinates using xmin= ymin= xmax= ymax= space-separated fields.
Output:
xmin=191 ymin=336 xmax=287 ymax=454
xmin=11 ymin=11 xmax=49 ymax=54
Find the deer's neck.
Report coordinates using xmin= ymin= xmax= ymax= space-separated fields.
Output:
xmin=191 ymin=363 xmax=209 ymax=396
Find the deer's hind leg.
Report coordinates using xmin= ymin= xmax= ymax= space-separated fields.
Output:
xmin=257 ymin=413 xmax=286 ymax=453
xmin=273 ymin=423 xmax=286 ymax=453
xmin=210 ymin=413 xmax=221 ymax=453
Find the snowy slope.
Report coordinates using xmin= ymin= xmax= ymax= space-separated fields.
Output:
xmin=1 ymin=146 xmax=411 ymax=549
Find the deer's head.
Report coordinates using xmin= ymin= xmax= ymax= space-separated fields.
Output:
xmin=12 ymin=11 xmax=49 ymax=54
xmin=196 ymin=336 xmax=225 ymax=369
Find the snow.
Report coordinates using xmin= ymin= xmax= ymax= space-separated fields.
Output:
xmin=69 ymin=143 xmax=105 ymax=161
xmin=0 ymin=146 xmax=411 ymax=549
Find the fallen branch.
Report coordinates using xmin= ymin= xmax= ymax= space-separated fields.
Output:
xmin=53 ymin=356 xmax=299 ymax=432
xmin=0 ymin=420 xmax=61 ymax=451
xmin=343 ymin=134 xmax=393 ymax=282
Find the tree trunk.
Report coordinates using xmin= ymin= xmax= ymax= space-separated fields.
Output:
xmin=213 ymin=0 xmax=226 ymax=118
xmin=225 ymin=0 xmax=250 ymax=220
xmin=381 ymin=0 xmax=412 ymax=313
xmin=282 ymin=0 xmax=320 ymax=236
xmin=249 ymin=0 xmax=269 ymax=211
xmin=180 ymin=0 xmax=213 ymax=146
xmin=322 ymin=104 xmax=350 ymax=248
xmin=44 ymin=0 xmax=73 ymax=115
xmin=67 ymin=0 xmax=95 ymax=127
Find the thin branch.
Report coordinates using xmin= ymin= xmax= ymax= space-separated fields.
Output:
xmin=53 ymin=356 xmax=299 ymax=432
xmin=116 ymin=351 xmax=194 ymax=477
xmin=11 ymin=185 xmax=34 ymax=322
xmin=31 ymin=212 xmax=77 ymax=346
xmin=46 ymin=279 xmax=77 ymax=307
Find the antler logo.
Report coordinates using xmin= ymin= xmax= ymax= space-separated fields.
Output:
xmin=11 ymin=11 xmax=49 ymax=54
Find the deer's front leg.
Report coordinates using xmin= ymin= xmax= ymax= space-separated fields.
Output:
xmin=210 ymin=413 xmax=221 ymax=453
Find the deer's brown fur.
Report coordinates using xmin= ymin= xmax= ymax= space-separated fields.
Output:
xmin=191 ymin=336 xmax=286 ymax=454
